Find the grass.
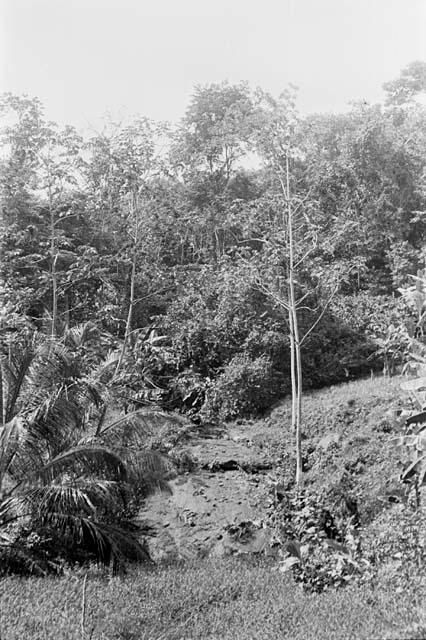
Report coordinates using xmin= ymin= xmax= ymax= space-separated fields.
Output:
xmin=240 ymin=376 xmax=409 ymax=521
xmin=1 ymin=557 xmax=425 ymax=640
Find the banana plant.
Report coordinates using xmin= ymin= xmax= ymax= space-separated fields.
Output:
xmin=393 ymin=428 xmax=426 ymax=505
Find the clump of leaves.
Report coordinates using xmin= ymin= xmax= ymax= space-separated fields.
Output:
xmin=202 ymin=353 xmax=281 ymax=421
xmin=393 ymin=425 xmax=426 ymax=506
xmin=267 ymin=484 xmax=370 ymax=592
xmin=372 ymin=323 xmax=411 ymax=376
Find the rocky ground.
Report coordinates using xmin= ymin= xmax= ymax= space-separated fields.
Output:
xmin=141 ymin=427 xmax=276 ymax=560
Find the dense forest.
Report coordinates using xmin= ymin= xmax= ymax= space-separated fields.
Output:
xmin=1 ymin=62 xmax=426 ymax=573
xmin=2 ymin=62 xmax=425 ymax=420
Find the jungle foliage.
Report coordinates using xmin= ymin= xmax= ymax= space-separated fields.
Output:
xmin=2 ymin=64 xmax=425 ymax=421
xmin=1 ymin=64 xmax=426 ymax=569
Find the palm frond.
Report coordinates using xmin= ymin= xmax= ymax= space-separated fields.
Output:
xmin=85 ymin=350 xmax=120 ymax=388
xmin=32 ymin=446 xmax=127 ymax=484
xmin=20 ymin=380 xmax=101 ymax=457
xmin=64 ymin=322 xmax=99 ymax=350
xmin=38 ymin=512 xmax=150 ymax=565
xmin=25 ymin=339 xmax=74 ymax=396
xmin=0 ymin=345 xmax=35 ymax=422
xmin=0 ymin=417 xmax=24 ymax=483
xmin=21 ymin=390 xmax=82 ymax=457
xmin=14 ymin=338 xmax=75 ymax=423
xmin=27 ymin=479 xmax=129 ymax=518
xmin=128 ymin=450 xmax=173 ymax=497
xmin=95 ymin=407 xmax=185 ymax=446
xmin=0 ymin=494 xmax=31 ymax=528
xmin=30 ymin=485 xmax=96 ymax=518
xmin=0 ymin=417 xmax=51 ymax=489
xmin=85 ymin=409 xmax=180 ymax=497
xmin=1 ymin=477 xmax=129 ymax=530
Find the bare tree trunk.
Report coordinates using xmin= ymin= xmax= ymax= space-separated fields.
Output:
xmin=0 ymin=359 xmax=4 ymax=426
xmin=285 ymin=151 xmax=303 ymax=485
xmin=115 ymin=193 xmax=138 ymax=377
xmin=288 ymin=308 xmax=297 ymax=433
xmin=294 ymin=328 xmax=303 ymax=485
xmin=48 ymin=181 xmax=58 ymax=339
xmin=64 ymin=293 xmax=70 ymax=331
xmin=115 ymin=251 xmax=136 ymax=377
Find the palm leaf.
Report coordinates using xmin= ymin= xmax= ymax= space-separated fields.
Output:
xmin=29 ymin=485 xmax=96 ymax=518
xmin=95 ymin=407 xmax=186 ymax=446
xmin=37 ymin=512 xmax=150 ymax=565
xmin=0 ymin=417 xmax=24 ymax=483
xmin=401 ymin=455 xmax=426 ymax=482
xmin=0 ymin=494 xmax=31 ymax=528
xmin=24 ymin=340 xmax=74 ymax=398
xmin=126 ymin=450 xmax=173 ymax=497
xmin=28 ymin=479 xmax=129 ymax=518
xmin=64 ymin=322 xmax=99 ymax=350
xmin=1 ymin=348 xmax=34 ymax=423
xmin=86 ymin=350 xmax=120 ymax=388
xmin=18 ymin=390 xmax=82 ymax=460
xmin=33 ymin=446 xmax=127 ymax=484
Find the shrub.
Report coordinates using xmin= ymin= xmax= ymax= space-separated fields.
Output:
xmin=202 ymin=354 xmax=282 ymax=421
xmin=267 ymin=485 xmax=370 ymax=593
xmin=302 ymin=293 xmax=409 ymax=387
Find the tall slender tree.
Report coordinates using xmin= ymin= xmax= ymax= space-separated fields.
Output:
xmin=254 ymin=89 xmax=336 ymax=484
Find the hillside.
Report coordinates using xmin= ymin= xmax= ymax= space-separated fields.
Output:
xmin=2 ymin=376 xmax=425 ymax=640
xmin=141 ymin=376 xmax=414 ymax=560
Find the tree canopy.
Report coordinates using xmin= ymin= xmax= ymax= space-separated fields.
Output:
xmin=1 ymin=66 xmax=425 ymax=421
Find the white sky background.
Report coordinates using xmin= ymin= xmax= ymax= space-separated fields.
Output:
xmin=1 ymin=0 xmax=425 ymax=131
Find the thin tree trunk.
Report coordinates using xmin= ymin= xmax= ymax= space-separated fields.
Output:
xmin=288 ymin=308 xmax=297 ymax=433
xmin=116 ymin=250 xmax=136 ymax=375
xmin=51 ymin=254 xmax=58 ymax=337
xmin=0 ymin=359 xmax=4 ymax=426
xmin=64 ymin=293 xmax=70 ymax=331
xmin=285 ymin=151 xmax=303 ymax=485
xmin=48 ymin=181 xmax=57 ymax=338
xmin=294 ymin=329 xmax=303 ymax=485
xmin=115 ymin=193 xmax=138 ymax=377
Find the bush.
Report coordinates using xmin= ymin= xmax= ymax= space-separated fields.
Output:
xmin=302 ymin=293 xmax=409 ymax=387
xmin=267 ymin=486 xmax=369 ymax=593
xmin=155 ymin=270 xmax=410 ymax=420
xmin=157 ymin=261 xmax=285 ymax=418
xmin=202 ymin=354 xmax=282 ymax=421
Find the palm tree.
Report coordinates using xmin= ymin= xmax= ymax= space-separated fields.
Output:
xmin=0 ymin=327 xmax=182 ymax=573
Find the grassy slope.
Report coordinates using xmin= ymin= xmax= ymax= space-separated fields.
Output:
xmin=1 ymin=376 xmax=426 ymax=640
xmin=239 ymin=376 xmax=409 ymax=522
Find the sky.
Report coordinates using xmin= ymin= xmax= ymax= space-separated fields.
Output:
xmin=1 ymin=0 xmax=425 ymax=131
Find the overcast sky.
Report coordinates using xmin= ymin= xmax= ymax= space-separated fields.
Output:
xmin=1 ymin=0 xmax=425 ymax=130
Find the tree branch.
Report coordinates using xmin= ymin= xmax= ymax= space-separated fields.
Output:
xmin=300 ymin=286 xmax=338 ymax=345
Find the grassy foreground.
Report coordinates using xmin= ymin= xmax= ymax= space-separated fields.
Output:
xmin=1 ymin=557 xmax=425 ymax=640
